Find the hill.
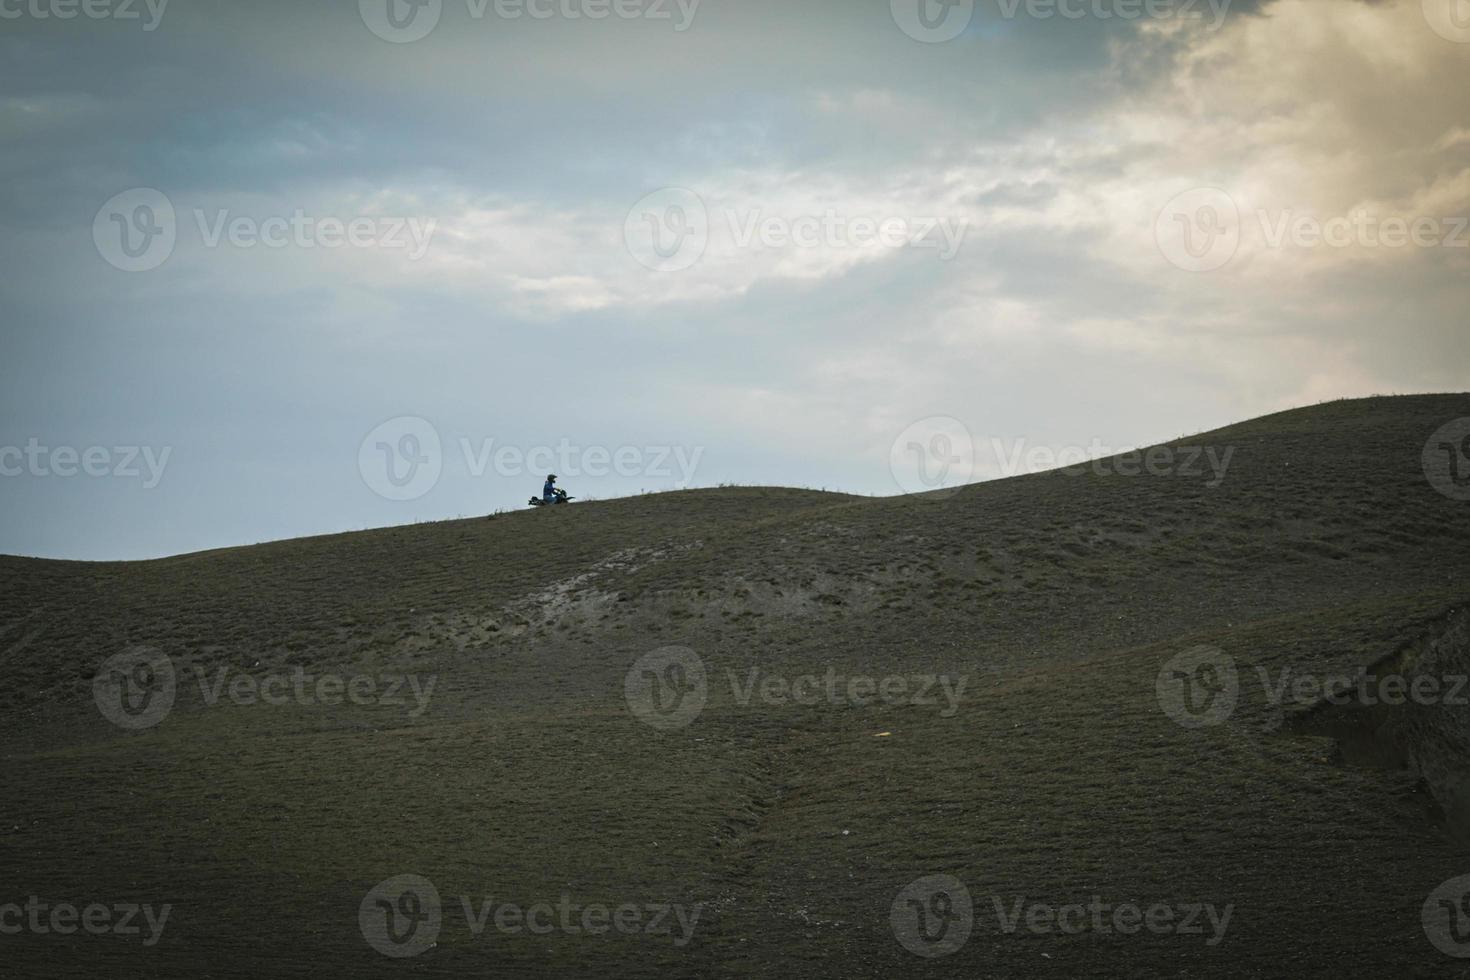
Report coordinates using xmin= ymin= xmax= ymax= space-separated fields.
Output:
xmin=2 ymin=393 xmax=1468 ymax=977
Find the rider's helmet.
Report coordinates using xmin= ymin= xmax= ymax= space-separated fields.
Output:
xmin=547 ymin=474 xmax=557 ymax=481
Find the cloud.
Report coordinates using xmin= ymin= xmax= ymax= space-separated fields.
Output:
xmin=0 ymin=0 xmax=1465 ymax=557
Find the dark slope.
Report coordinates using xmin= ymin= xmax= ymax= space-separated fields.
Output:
xmin=2 ymin=393 xmax=1468 ymax=978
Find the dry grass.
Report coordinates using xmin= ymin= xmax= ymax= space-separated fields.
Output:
xmin=2 ymin=393 xmax=1469 ymax=977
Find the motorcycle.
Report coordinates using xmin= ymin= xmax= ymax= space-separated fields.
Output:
xmin=528 ymin=488 xmax=574 ymax=507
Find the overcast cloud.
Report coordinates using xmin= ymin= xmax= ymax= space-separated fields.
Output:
xmin=1 ymin=0 xmax=1466 ymax=558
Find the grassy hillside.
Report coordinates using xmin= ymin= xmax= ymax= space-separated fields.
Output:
xmin=2 ymin=393 xmax=1469 ymax=978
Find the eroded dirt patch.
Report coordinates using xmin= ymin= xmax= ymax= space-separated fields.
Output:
xmin=1290 ymin=604 xmax=1470 ymax=840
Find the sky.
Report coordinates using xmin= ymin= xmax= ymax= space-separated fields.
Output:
xmin=1 ymin=0 xmax=1467 ymax=560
